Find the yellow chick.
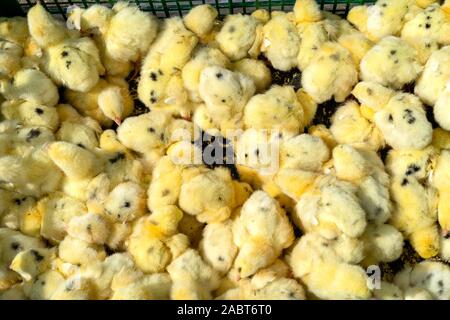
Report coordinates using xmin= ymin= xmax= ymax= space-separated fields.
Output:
xmin=9 ymin=248 xmax=55 ymax=281
xmin=330 ymin=100 xmax=385 ymax=151
xmin=231 ymin=58 xmax=271 ymax=93
xmin=0 ymin=40 xmax=23 ymax=78
xmin=349 ymin=0 xmax=411 ymax=42
xmin=232 ymin=191 xmax=294 ymax=278
xmin=183 ymin=4 xmax=218 ymax=39
xmin=390 ymin=175 xmax=439 ymax=258
xmin=199 ymin=221 xmax=238 ymax=274
xmin=296 ymin=22 xmax=329 ymax=71
xmin=332 ymin=144 xmax=391 ymax=225
xmin=414 ymin=45 xmax=450 ymax=106
xmin=0 ymin=149 xmax=63 ymax=197
xmin=104 ymin=2 xmax=158 ymax=63
xmin=24 ymin=270 xmax=66 ymax=300
xmin=199 ymin=66 xmax=255 ymax=133
xmin=137 ymin=17 xmax=198 ymax=111
xmin=374 ymin=93 xmax=432 ymax=150
xmin=243 ymin=85 xmax=305 ymax=135
xmin=59 ymin=235 xmax=106 ymax=266
xmin=67 ymin=212 xmax=111 ymax=245
xmin=56 ymin=121 xmax=99 ymax=150
xmin=0 ymin=17 xmax=29 ymax=47
xmin=182 ymin=46 xmax=230 ymax=102
xmin=42 ymin=37 xmax=104 ymax=93
xmin=434 ymin=86 xmax=450 ymax=130
xmin=293 ymin=0 xmax=322 ymax=23
xmin=261 ymin=14 xmax=300 ymax=71
xmin=351 ymin=81 xmax=395 ymax=116
xmin=360 ymin=36 xmax=422 ymax=90
xmin=179 ymin=166 xmax=236 ymax=223
xmin=288 ymin=232 xmax=371 ymax=300
xmin=47 ymin=141 xmax=103 ymax=180
xmin=104 ymin=181 xmax=146 ymax=223
xmin=401 ymin=3 xmax=450 ymax=64
xmin=302 ymin=42 xmax=358 ymax=103
xmin=167 ymin=249 xmax=221 ymax=300
xmin=27 ymin=2 xmax=73 ymax=48
xmin=216 ymin=13 xmax=261 ymax=61
xmin=1 ymin=100 xmax=59 ymax=132
xmin=38 ymin=192 xmax=87 ymax=243
xmin=0 ymin=68 xmax=58 ymax=107
xmin=432 ymin=150 xmax=450 ymax=235
xmin=65 ymin=77 xmax=133 ymax=127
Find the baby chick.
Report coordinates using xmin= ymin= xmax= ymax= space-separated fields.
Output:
xmin=104 ymin=2 xmax=158 ymax=63
xmin=0 ymin=40 xmax=23 ymax=78
xmin=231 ymin=58 xmax=271 ymax=93
xmin=293 ymin=0 xmax=322 ymax=23
xmin=182 ymin=46 xmax=230 ymax=102
xmin=199 ymin=221 xmax=238 ymax=274
xmin=302 ymin=42 xmax=358 ymax=103
xmin=47 ymin=141 xmax=103 ymax=180
xmin=330 ymin=100 xmax=385 ymax=151
xmin=432 ymin=150 xmax=450 ymax=235
xmin=179 ymin=166 xmax=236 ymax=223
xmin=167 ymin=249 xmax=221 ymax=300
xmin=138 ymin=17 xmax=198 ymax=112
xmin=401 ymin=3 xmax=450 ymax=64
xmin=360 ymin=36 xmax=422 ymax=90
xmin=183 ymin=4 xmax=218 ymax=39
xmin=216 ymin=14 xmax=261 ymax=61
xmin=104 ymin=181 xmax=146 ymax=223
xmin=232 ymin=191 xmax=294 ymax=278
xmin=261 ymin=14 xmax=300 ymax=71
xmin=0 ymin=68 xmax=59 ymax=107
xmin=415 ymin=45 xmax=450 ymax=106
xmin=67 ymin=212 xmax=110 ymax=245
xmin=199 ymin=66 xmax=255 ymax=133
xmin=1 ymin=100 xmax=59 ymax=132
xmin=348 ymin=0 xmax=411 ymax=42
xmin=361 ymin=224 xmax=404 ymax=266
xmin=0 ymin=17 xmax=29 ymax=47
xmin=243 ymin=85 xmax=304 ymax=135
xmin=374 ymin=93 xmax=432 ymax=150
xmin=288 ymin=232 xmax=371 ymax=300
xmin=351 ymin=81 xmax=395 ymax=117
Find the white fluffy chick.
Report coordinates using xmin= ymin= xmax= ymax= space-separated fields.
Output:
xmin=167 ymin=249 xmax=221 ymax=300
xmin=232 ymin=191 xmax=294 ymax=278
xmin=401 ymin=3 xmax=450 ymax=64
xmin=138 ymin=17 xmax=198 ymax=112
xmin=0 ymin=68 xmax=58 ymax=107
xmin=360 ymin=36 xmax=422 ymax=90
xmin=261 ymin=14 xmax=300 ymax=71
xmin=374 ymin=93 xmax=432 ymax=150
xmin=302 ymin=42 xmax=358 ymax=103
xmin=348 ymin=0 xmax=411 ymax=42
xmin=198 ymin=66 xmax=255 ymax=133
xmin=394 ymin=261 xmax=450 ymax=300
xmin=288 ymin=232 xmax=371 ymax=300
xmin=293 ymin=0 xmax=322 ymax=23
xmin=182 ymin=46 xmax=230 ymax=102
xmin=415 ymin=45 xmax=450 ymax=106
xmin=295 ymin=175 xmax=367 ymax=239
xmin=216 ymin=14 xmax=261 ymax=61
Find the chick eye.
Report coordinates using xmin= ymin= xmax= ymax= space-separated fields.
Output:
xmin=123 ymin=201 xmax=131 ymax=208
xmin=35 ymin=108 xmax=44 ymax=115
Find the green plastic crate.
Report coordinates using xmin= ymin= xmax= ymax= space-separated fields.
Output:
xmin=7 ymin=0 xmax=375 ymax=18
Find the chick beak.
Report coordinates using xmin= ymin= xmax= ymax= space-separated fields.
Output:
xmin=114 ymin=117 xmax=122 ymax=126
xmin=443 ymin=229 xmax=449 ymax=238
